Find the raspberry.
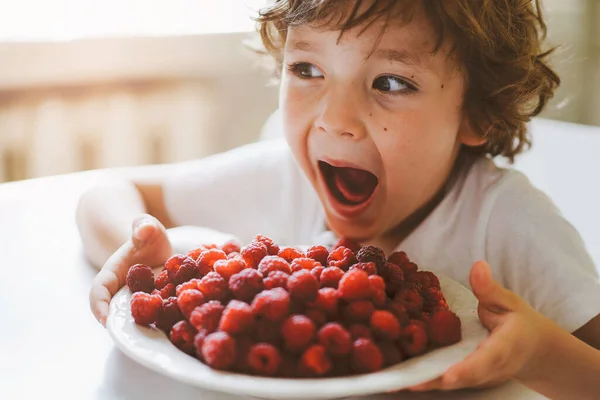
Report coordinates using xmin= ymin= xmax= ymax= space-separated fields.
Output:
xmin=327 ymin=247 xmax=357 ymax=270
xmin=423 ymin=287 xmax=449 ymax=313
xmin=234 ymin=336 xmax=254 ymax=372
xmin=213 ymin=258 xmax=246 ymax=282
xmin=380 ymin=262 xmax=405 ymax=296
xmin=399 ymin=322 xmax=428 ymax=356
xmin=318 ymin=323 xmax=352 ymax=357
xmin=130 ymin=292 xmax=162 ymax=325
xmin=402 ymin=261 xmax=419 ymax=275
xmin=377 ymin=341 xmax=404 ymax=366
xmin=227 ymin=252 xmax=241 ymax=259
xmin=356 ymin=245 xmax=386 ymax=272
xmin=368 ymin=274 xmax=387 ymax=307
xmin=349 ymin=262 xmax=377 ymax=276
xmin=202 ymin=332 xmax=237 ymax=370
xmin=193 ymin=329 xmax=208 ymax=360
xmin=154 ymin=270 xmax=171 ymax=290
xmin=247 ymin=343 xmax=281 ymax=376
xmin=187 ymin=246 xmax=206 ymax=261
xmin=165 ymin=254 xmax=193 ymax=280
xmin=219 ymin=300 xmax=255 ymax=335
xmin=177 ymin=289 xmax=205 ymax=318
xmin=319 ymin=266 xmax=345 ymax=288
xmin=338 ymin=269 xmax=371 ymax=300
xmin=263 ymin=270 xmax=289 ymax=290
xmin=201 ymin=243 xmax=219 ymax=250
xmin=370 ymin=310 xmax=401 ymax=340
xmin=428 ymin=309 xmax=462 ymax=346
xmin=241 ymin=242 xmax=269 ymax=269
xmin=301 ymin=345 xmax=332 ymax=376
xmin=304 ymin=308 xmax=327 ymax=327
xmin=333 ymin=238 xmax=361 ymax=253
xmin=281 ymin=314 xmax=316 ymax=353
xmin=395 ymin=289 xmax=424 ymax=316
xmin=308 ymin=287 xmax=339 ymax=316
xmin=348 ymin=324 xmax=373 ymax=340
xmin=343 ymin=300 xmax=375 ymax=323
xmin=306 ymin=245 xmax=329 ymax=266
xmin=175 ymin=278 xmax=201 ymax=297
xmin=254 ymin=235 xmax=280 ymax=256
xmin=253 ymin=319 xmax=282 ymax=345
xmin=291 ymin=257 xmax=322 ymax=272
xmin=197 ymin=249 xmax=227 ymax=276
xmin=126 ymin=264 xmax=155 ymax=294
xmin=277 ymin=246 xmax=305 ymax=263
xmin=158 ymin=283 xmax=176 ymax=299
xmin=351 ymin=338 xmax=383 ymax=373
xmin=229 ymin=268 xmax=264 ymax=302
xmin=220 ymin=239 xmax=242 ymax=255
xmin=288 ymin=269 xmax=319 ymax=302
xmin=169 ymin=320 xmax=197 ymax=354
xmin=173 ymin=258 xmax=199 ymax=285
xmin=387 ymin=251 xmax=409 ymax=266
xmin=198 ymin=272 xmax=229 ymax=301
xmin=258 ymin=255 xmax=292 ymax=276
xmin=189 ymin=300 xmax=224 ymax=333
xmin=387 ymin=302 xmax=410 ymax=326
xmin=155 ymin=296 xmax=184 ymax=333
xmin=251 ymin=288 xmax=291 ymax=322
xmin=409 ymin=271 xmax=441 ymax=290
xmin=310 ymin=266 xmax=324 ymax=281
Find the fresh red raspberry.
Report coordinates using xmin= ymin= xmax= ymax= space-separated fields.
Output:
xmin=177 ymin=289 xmax=205 ymax=318
xmin=333 ymin=238 xmax=361 ymax=253
xmin=189 ymin=300 xmax=224 ymax=333
xmin=377 ymin=341 xmax=404 ymax=366
xmin=306 ymin=245 xmax=329 ymax=266
xmin=423 ymin=287 xmax=449 ymax=313
xmin=310 ymin=266 xmax=324 ymax=282
xmin=387 ymin=302 xmax=410 ymax=326
xmin=175 ymin=278 xmax=201 ymax=297
xmin=253 ymin=318 xmax=282 ymax=346
xmin=169 ymin=320 xmax=197 ymax=354
xmin=281 ymin=314 xmax=316 ymax=353
xmin=193 ymin=329 xmax=208 ymax=360
xmin=241 ymin=242 xmax=269 ymax=269
xmin=126 ymin=264 xmax=155 ymax=294
xmin=356 ymin=245 xmax=386 ymax=272
xmin=202 ymin=332 xmax=237 ymax=370
xmin=291 ymin=257 xmax=322 ymax=272
xmin=409 ymin=271 xmax=441 ymax=290
xmin=197 ymin=249 xmax=227 ymax=276
xmin=130 ymin=292 xmax=162 ymax=325
xmin=228 ymin=268 xmax=264 ymax=302
xmin=380 ymin=262 xmax=405 ymax=297
xmin=288 ymin=269 xmax=319 ymax=302
xmin=428 ymin=309 xmax=462 ymax=346
xmin=155 ymin=296 xmax=184 ymax=333
xmin=319 ymin=266 xmax=345 ymax=288
xmin=399 ymin=321 xmax=428 ymax=356
xmin=387 ymin=250 xmax=409 ymax=266
xmin=370 ymin=310 xmax=401 ymax=340
xmin=233 ymin=336 xmax=254 ymax=372
xmin=258 ymin=255 xmax=292 ymax=276
xmin=187 ymin=246 xmax=206 ymax=261
xmin=154 ymin=270 xmax=171 ymax=290
xmin=304 ymin=308 xmax=327 ymax=327
xmin=227 ymin=252 xmax=241 ymax=259
xmin=351 ymin=338 xmax=383 ymax=373
xmin=301 ymin=345 xmax=332 ymax=376
xmin=247 ymin=343 xmax=281 ymax=376
xmin=164 ymin=254 xmax=193 ymax=280
xmin=308 ymin=287 xmax=339 ymax=316
xmin=253 ymin=235 xmax=280 ymax=255
xmin=263 ymin=270 xmax=289 ymax=290
xmin=219 ymin=300 xmax=255 ymax=335
xmin=338 ymin=269 xmax=371 ymax=300
xmin=213 ymin=258 xmax=246 ymax=282
xmin=318 ymin=322 xmax=352 ymax=357
xmin=348 ymin=324 xmax=373 ymax=340
xmin=158 ymin=283 xmax=176 ymax=299
xmin=368 ymin=274 xmax=387 ymax=307
xmin=220 ymin=239 xmax=242 ymax=255
xmin=402 ymin=261 xmax=419 ymax=275
xmin=349 ymin=262 xmax=377 ymax=276
xmin=395 ymin=289 xmax=424 ymax=316
xmin=173 ymin=258 xmax=199 ymax=284
xmin=343 ymin=300 xmax=375 ymax=323
xmin=201 ymin=243 xmax=219 ymax=250
xmin=327 ymin=247 xmax=357 ymax=271
xmin=198 ymin=272 xmax=229 ymax=301
xmin=251 ymin=288 xmax=291 ymax=322
xmin=277 ymin=247 xmax=305 ymax=263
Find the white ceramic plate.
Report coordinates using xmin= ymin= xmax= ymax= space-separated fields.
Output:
xmin=107 ymin=271 xmax=488 ymax=400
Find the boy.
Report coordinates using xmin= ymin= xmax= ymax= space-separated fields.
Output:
xmin=78 ymin=0 xmax=600 ymax=391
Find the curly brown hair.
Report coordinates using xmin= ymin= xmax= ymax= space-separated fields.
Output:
xmin=256 ymin=0 xmax=560 ymax=162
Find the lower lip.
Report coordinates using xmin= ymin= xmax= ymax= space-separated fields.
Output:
xmin=319 ymin=170 xmax=378 ymax=219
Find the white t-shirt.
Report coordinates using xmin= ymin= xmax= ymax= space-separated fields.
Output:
xmin=163 ymin=139 xmax=600 ymax=333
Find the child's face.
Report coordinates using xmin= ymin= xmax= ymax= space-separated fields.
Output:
xmin=280 ymin=5 xmax=483 ymax=243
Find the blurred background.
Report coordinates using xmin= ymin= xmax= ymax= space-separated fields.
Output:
xmin=0 ymin=0 xmax=597 ymax=183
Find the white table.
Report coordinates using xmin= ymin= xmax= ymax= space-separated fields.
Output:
xmin=0 ymin=171 xmax=546 ymax=400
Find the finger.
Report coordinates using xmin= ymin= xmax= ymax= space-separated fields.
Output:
xmin=408 ymin=377 xmax=443 ymax=391
xmin=89 ymin=275 xmax=115 ymax=327
xmin=470 ymin=261 xmax=519 ymax=312
xmin=132 ymin=214 xmax=164 ymax=247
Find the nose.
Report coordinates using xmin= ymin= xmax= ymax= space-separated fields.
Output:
xmin=315 ymin=85 xmax=367 ymax=140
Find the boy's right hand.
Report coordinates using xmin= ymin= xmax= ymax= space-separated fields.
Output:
xmin=89 ymin=214 xmax=173 ymax=327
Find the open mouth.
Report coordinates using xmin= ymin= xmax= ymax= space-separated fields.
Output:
xmin=318 ymin=160 xmax=379 ymax=207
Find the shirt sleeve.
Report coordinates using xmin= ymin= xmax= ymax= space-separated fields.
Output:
xmin=484 ymin=172 xmax=600 ymax=332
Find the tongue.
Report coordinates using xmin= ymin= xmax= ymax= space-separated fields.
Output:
xmin=333 ymin=167 xmax=378 ymax=205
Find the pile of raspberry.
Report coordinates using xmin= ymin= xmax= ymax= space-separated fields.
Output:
xmin=127 ymin=235 xmax=461 ymax=377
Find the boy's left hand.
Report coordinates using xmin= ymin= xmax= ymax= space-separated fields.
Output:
xmin=408 ymin=260 xmax=550 ymax=391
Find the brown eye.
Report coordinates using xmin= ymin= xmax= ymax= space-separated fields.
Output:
xmin=288 ymin=62 xmax=323 ymax=79
xmin=373 ymin=75 xmax=417 ymax=95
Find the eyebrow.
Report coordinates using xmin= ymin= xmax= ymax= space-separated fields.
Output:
xmin=286 ymin=40 xmax=321 ymax=53
xmin=372 ymin=48 xmax=429 ymax=69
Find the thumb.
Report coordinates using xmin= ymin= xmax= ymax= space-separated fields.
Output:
xmin=131 ymin=214 xmax=166 ymax=247
xmin=469 ymin=260 xmax=518 ymax=313
xmin=130 ymin=214 xmax=172 ymax=267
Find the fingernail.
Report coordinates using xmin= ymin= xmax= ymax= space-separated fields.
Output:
xmin=134 ymin=221 xmax=155 ymax=241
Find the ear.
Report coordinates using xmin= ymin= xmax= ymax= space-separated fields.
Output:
xmin=458 ymin=114 xmax=487 ymax=147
